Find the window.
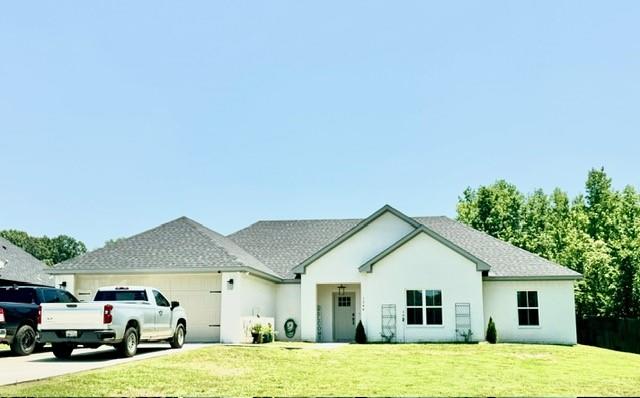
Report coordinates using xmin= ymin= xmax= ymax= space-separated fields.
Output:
xmin=406 ymin=290 xmax=423 ymax=325
xmin=153 ymin=290 xmax=170 ymax=307
xmin=517 ymin=291 xmax=539 ymax=326
xmin=425 ymin=290 xmax=443 ymax=325
xmin=406 ymin=289 xmax=443 ymax=325
xmin=56 ymin=290 xmax=78 ymax=303
xmin=337 ymin=296 xmax=351 ymax=307
xmin=94 ymin=290 xmax=148 ymax=301
xmin=41 ymin=289 xmax=60 ymax=303
xmin=0 ymin=288 xmax=35 ymax=304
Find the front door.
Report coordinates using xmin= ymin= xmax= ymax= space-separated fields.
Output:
xmin=333 ymin=292 xmax=356 ymax=342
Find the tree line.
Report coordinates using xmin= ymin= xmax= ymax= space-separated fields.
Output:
xmin=457 ymin=168 xmax=639 ymax=318
xmin=0 ymin=230 xmax=87 ymax=266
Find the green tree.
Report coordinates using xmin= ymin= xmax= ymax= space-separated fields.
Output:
xmin=456 ymin=168 xmax=640 ymax=318
xmin=0 ymin=230 xmax=86 ymax=266
xmin=457 ymin=180 xmax=524 ymax=245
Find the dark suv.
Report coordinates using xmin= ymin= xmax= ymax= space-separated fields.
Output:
xmin=0 ymin=286 xmax=78 ymax=356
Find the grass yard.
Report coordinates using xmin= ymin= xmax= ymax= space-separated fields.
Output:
xmin=1 ymin=343 xmax=639 ymax=396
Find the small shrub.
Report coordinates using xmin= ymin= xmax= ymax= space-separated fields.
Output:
xmin=250 ymin=323 xmax=262 ymax=344
xmin=459 ymin=328 xmax=474 ymax=343
xmin=486 ymin=317 xmax=497 ymax=344
xmin=261 ymin=323 xmax=274 ymax=343
xmin=355 ymin=320 xmax=367 ymax=344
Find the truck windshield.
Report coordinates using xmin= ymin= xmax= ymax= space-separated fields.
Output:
xmin=0 ymin=288 xmax=35 ymax=304
xmin=94 ymin=290 xmax=148 ymax=301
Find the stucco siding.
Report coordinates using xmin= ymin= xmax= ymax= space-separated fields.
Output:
xmin=363 ymin=232 xmax=485 ymax=342
xmin=275 ymin=283 xmax=301 ymax=341
xmin=300 ymin=211 xmax=415 ymax=341
xmin=482 ymin=280 xmax=577 ymax=344
xmin=220 ymin=271 xmax=277 ymax=343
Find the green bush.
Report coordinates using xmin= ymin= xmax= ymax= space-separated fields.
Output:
xmin=486 ymin=317 xmax=497 ymax=344
xmin=355 ymin=320 xmax=367 ymax=344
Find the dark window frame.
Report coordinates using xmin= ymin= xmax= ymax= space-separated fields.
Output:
xmin=406 ymin=289 xmax=443 ymax=326
xmin=517 ymin=291 xmax=540 ymax=326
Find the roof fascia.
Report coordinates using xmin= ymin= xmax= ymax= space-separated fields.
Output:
xmin=483 ymin=275 xmax=582 ymax=281
xmin=47 ymin=266 xmax=283 ymax=283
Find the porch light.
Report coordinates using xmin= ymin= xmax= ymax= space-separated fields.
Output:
xmin=227 ymin=278 xmax=234 ymax=290
xmin=337 ymin=284 xmax=346 ymax=296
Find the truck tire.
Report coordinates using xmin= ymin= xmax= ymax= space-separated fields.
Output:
xmin=169 ymin=324 xmax=185 ymax=349
xmin=52 ymin=343 xmax=74 ymax=359
xmin=117 ymin=327 xmax=138 ymax=358
xmin=10 ymin=324 xmax=37 ymax=356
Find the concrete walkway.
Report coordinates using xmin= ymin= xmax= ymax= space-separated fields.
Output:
xmin=0 ymin=343 xmax=210 ymax=386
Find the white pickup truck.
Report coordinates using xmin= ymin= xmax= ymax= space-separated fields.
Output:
xmin=38 ymin=286 xmax=188 ymax=358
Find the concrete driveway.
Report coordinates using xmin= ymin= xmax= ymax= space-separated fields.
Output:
xmin=0 ymin=343 xmax=209 ymax=386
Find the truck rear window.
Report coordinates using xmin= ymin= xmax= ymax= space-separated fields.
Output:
xmin=0 ymin=288 xmax=35 ymax=304
xmin=94 ymin=290 xmax=148 ymax=301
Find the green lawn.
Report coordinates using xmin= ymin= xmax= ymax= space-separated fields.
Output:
xmin=1 ymin=343 xmax=639 ymax=396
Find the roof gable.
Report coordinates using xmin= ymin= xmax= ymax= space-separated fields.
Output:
xmin=290 ymin=205 xmax=421 ymax=275
xmin=359 ymin=226 xmax=490 ymax=272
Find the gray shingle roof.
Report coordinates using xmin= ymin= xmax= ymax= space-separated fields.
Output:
xmin=228 ymin=216 xmax=581 ymax=280
xmin=51 ymin=217 xmax=280 ymax=278
xmin=414 ymin=217 xmax=581 ymax=279
xmin=0 ymin=237 xmax=54 ymax=286
xmin=229 ymin=219 xmax=361 ymax=279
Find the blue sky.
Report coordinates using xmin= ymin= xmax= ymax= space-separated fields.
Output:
xmin=1 ymin=1 xmax=639 ymax=249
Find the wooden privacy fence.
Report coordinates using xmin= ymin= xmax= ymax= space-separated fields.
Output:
xmin=577 ymin=317 xmax=640 ymax=354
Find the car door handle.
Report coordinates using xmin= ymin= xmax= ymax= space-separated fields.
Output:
xmin=158 ymin=310 xmax=163 ymax=315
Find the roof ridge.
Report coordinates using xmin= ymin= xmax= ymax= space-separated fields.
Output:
xmin=54 ymin=216 xmax=193 ymax=266
xmin=180 ymin=217 xmax=281 ymax=278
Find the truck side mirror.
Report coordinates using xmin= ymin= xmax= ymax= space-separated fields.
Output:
xmin=171 ymin=301 xmax=180 ymax=310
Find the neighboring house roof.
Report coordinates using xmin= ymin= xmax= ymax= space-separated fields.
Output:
xmin=229 ymin=207 xmax=582 ymax=280
xmin=51 ymin=217 xmax=280 ymax=280
xmin=0 ymin=237 xmax=54 ymax=286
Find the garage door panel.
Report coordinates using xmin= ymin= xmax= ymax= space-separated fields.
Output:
xmin=75 ymin=273 xmax=221 ymax=342
xmin=170 ymin=274 xmax=221 ymax=291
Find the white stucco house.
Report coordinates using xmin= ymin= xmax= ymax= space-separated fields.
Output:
xmin=50 ymin=205 xmax=582 ymax=345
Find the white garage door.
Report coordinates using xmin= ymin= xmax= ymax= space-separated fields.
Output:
xmin=75 ymin=273 xmax=221 ymax=342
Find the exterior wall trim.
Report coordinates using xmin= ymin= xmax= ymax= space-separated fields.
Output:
xmin=47 ymin=266 xmax=283 ymax=283
xmin=483 ymin=275 xmax=582 ymax=281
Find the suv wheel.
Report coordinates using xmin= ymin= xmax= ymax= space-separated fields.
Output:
xmin=118 ymin=327 xmax=138 ymax=358
xmin=10 ymin=324 xmax=37 ymax=356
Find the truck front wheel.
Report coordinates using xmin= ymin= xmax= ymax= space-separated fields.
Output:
xmin=117 ymin=327 xmax=138 ymax=358
xmin=170 ymin=324 xmax=185 ymax=349
xmin=52 ymin=343 xmax=74 ymax=359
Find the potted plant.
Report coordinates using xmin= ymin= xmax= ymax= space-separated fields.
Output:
xmin=251 ymin=323 xmax=262 ymax=344
xmin=261 ymin=323 xmax=274 ymax=343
